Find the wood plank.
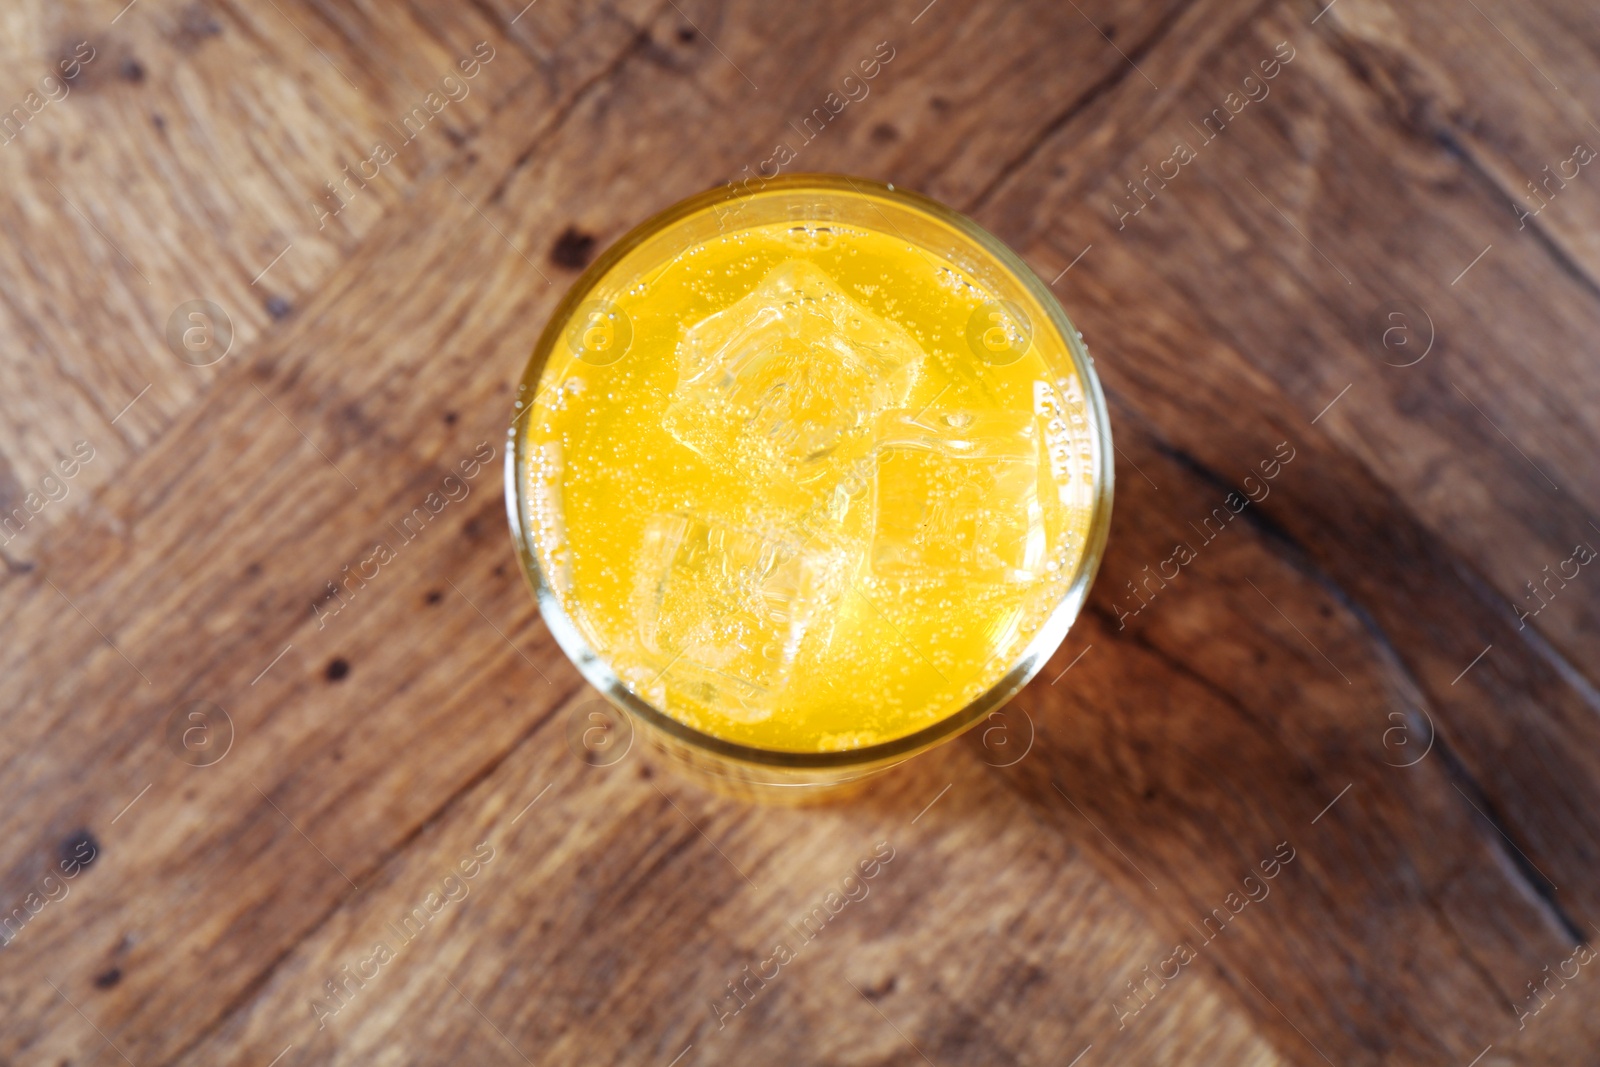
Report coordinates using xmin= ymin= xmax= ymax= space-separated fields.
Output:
xmin=0 ymin=0 xmax=649 ymax=566
xmin=1314 ymin=0 xmax=1600 ymax=282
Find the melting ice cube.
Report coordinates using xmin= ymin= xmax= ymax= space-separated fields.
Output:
xmin=633 ymin=514 xmax=850 ymax=720
xmin=869 ymin=410 xmax=1046 ymax=584
xmin=662 ymin=260 xmax=922 ymax=486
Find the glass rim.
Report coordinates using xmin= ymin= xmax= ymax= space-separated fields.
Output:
xmin=505 ymin=173 xmax=1115 ymax=771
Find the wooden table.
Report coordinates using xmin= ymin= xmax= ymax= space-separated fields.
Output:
xmin=4 ymin=0 xmax=1598 ymax=1063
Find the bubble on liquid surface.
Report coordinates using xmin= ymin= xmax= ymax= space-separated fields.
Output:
xmin=662 ymin=260 xmax=922 ymax=487
xmin=786 ymin=223 xmax=836 ymax=250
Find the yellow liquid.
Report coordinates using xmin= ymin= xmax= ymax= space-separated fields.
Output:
xmin=523 ymin=217 xmax=1095 ymax=751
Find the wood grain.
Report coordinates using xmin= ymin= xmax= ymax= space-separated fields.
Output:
xmin=1 ymin=0 xmax=1597 ymax=1064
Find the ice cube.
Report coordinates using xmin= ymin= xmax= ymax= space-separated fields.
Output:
xmin=869 ymin=410 xmax=1046 ymax=584
xmin=633 ymin=513 xmax=850 ymax=720
xmin=662 ymin=260 xmax=922 ymax=486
